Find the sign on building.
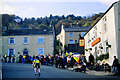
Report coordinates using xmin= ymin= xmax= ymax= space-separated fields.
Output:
xmin=91 ymin=37 xmax=101 ymax=47
xmin=79 ymin=39 xmax=85 ymax=46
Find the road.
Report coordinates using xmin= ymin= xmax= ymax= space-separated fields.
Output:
xmin=2 ymin=63 xmax=120 ymax=80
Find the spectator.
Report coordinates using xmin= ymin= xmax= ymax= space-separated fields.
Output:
xmin=40 ymin=54 xmax=44 ymax=65
xmin=36 ymin=54 xmax=39 ymax=60
xmin=19 ymin=54 xmax=23 ymax=63
xmin=105 ymin=63 xmax=111 ymax=72
xmin=3 ymin=53 xmax=7 ymax=63
xmin=112 ymin=56 xmax=119 ymax=75
xmin=33 ymin=55 xmax=35 ymax=60
xmin=54 ymin=54 xmax=58 ymax=68
xmin=59 ymin=56 xmax=64 ymax=68
xmin=70 ymin=56 xmax=75 ymax=68
xmin=101 ymin=61 xmax=105 ymax=71
xmin=50 ymin=55 xmax=54 ymax=66
xmin=45 ymin=55 xmax=49 ymax=65
xmin=48 ymin=54 xmax=51 ymax=64
xmin=81 ymin=62 xmax=86 ymax=73
xmin=73 ymin=63 xmax=82 ymax=72
xmin=81 ymin=55 xmax=87 ymax=64
xmin=28 ymin=55 xmax=32 ymax=63
xmin=63 ymin=56 xmax=67 ymax=68
xmin=79 ymin=55 xmax=82 ymax=64
xmin=89 ymin=53 xmax=94 ymax=65
xmin=58 ymin=56 xmax=61 ymax=68
xmin=67 ymin=56 xmax=71 ymax=68
xmin=94 ymin=63 xmax=100 ymax=71
xmin=43 ymin=56 xmax=45 ymax=65
xmin=8 ymin=54 xmax=12 ymax=63
xmin=23 ymin=55 xmax=26 ymax=63
xmin=12 ymin=54 xmax=15 ymax=63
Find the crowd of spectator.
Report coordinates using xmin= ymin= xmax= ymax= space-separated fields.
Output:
xmin=2 ymin=52 xmax=119 ymax=75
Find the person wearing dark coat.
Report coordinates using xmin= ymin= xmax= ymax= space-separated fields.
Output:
xmin=8 ymin=54 xmax=12 ymax=63
xmin=54 ymin=55 xmax=58 ymax=68
xmin=40 ymin=55 xmax=44 ymax=65
xmin=45 ymin=55 xmax=49 ymax=65
xmin=63 ymin=56 xmax=67 ymax=68
xmin=19 ymin=55 xmax=23 ymax=63
xmin=112 ymin=56 xmax=119 ymax=75
xmin=12 ymin=55 xmax=15 ymax=63
xmin=89 ymin=53 xmax=94 ymax=64
xmin=50 ymin=55 xmax=54 ymax=66
xmin=3 ymin=54 xmax=7 ymax=63
xmin=70 ymin=56 xmax=75 ymax=68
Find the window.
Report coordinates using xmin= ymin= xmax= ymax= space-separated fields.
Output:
xmin=9 ymin=37 xmax=15 ymax=44
xmin=38 ymin=48 xmax=44 ymax=55
xmin=8 ymin=49 xmax=14 ymax=56
xmin=99 ymin=44 xmax=103 ymax=55
xmin=81 ymin=32 xmax=86 ymax=37
xmin=94 ymin=26 xmax=97 ymax=39
xmin=75 ymin=40 xmax=77 ymax=44
xmin=103 ymin=16 xmax=107 ymax=32
xmin=69 ymin=40 xmax=73 ymax=44
xmin=104 ymin=40 xmax=109 ymax=54
xmin=23 ymin=37 xmax=28 ymax=44
xmin=69 ymin=32 xmax=73 ymax=37
xmin=87 ymin=33 xmax=90 ymax=46
xmin=37 ymin=37 xmax=44 ymax=43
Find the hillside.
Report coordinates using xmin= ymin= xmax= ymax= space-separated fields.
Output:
xmin=2 ymin=13 xmax=104 ymax=35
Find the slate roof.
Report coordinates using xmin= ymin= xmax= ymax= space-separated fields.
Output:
xmin=84 ymin=1 xmax=118 ymax=36
xmin=2 ymin=29 xmax=53 ymax=36
xmin=63 ymin=26 xmax=91 ymax=32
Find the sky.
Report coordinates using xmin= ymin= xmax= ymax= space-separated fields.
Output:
xmin=0 ymin=0 xmax=119 ymax=19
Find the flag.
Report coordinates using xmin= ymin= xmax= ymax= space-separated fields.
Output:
xmin=74 ymin=57 xmax=78 ymax=62
xmin=66 ymin=51 xmax=68 ymax=56
xmin=49 ymin=56 xmax=51 ymax=59
xmin=70 ymin=52 xmax=73 ymax=55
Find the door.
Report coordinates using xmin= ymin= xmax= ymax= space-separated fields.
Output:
xmin=23 ymin=48 xmax=28 ymax=55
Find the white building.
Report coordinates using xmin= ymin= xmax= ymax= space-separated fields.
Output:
xmin=84 ymin=1 xmax=120 ymax=66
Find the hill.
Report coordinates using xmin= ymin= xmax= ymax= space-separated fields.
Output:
xmin=2 ymin=13 xmax=104 ymax=35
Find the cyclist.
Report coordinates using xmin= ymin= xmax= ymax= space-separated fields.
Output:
xmin=33 ymin=56 xmax=41 ymax=76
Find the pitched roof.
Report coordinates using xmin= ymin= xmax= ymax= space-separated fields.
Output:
xmin=63 ymin=26 xmax=91 ymax=32
xmin=84 ymin=1 xmax=118 ymax=36
xmin=2 ymin=29 xmax=53 ymax=36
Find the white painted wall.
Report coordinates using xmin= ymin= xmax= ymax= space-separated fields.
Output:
xmin=84 ymin=2 xmax=120 ymax=65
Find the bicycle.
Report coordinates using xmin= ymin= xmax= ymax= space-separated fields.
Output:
xmin=35 ymin=66 xmax=41 ymax=77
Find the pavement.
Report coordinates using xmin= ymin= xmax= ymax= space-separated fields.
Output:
xmin=67 ymin=66 xmax=114 ymax=76
xmin=0 ymin=68 xmax=1 ymax=80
